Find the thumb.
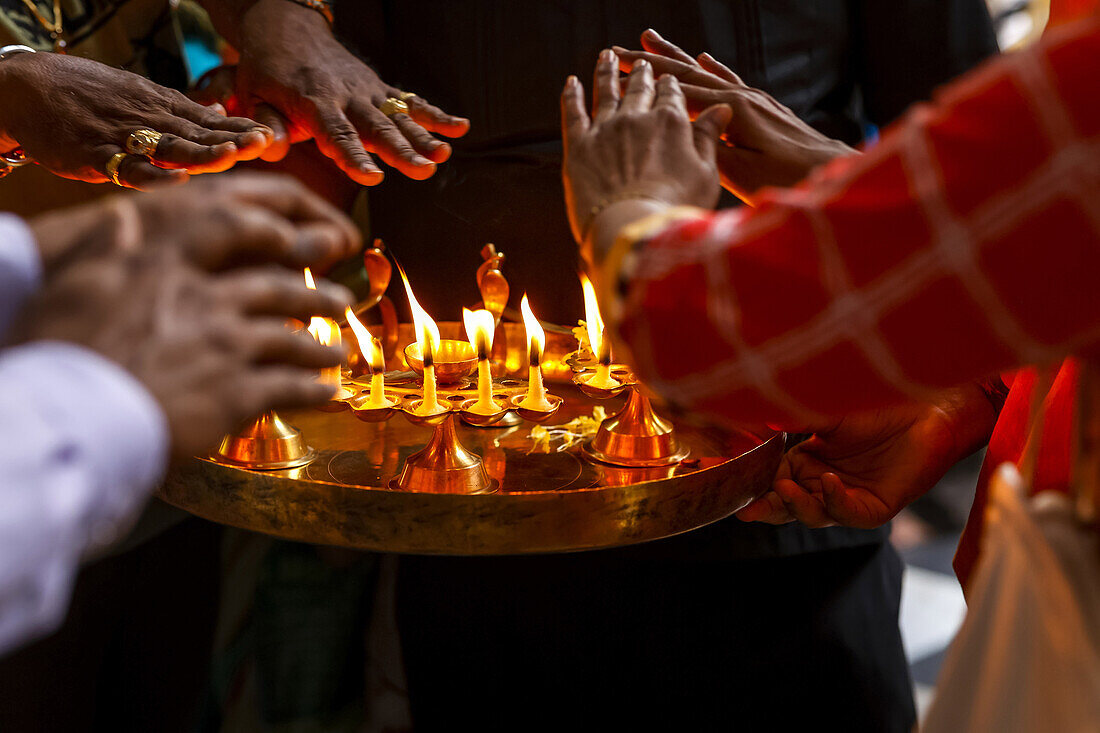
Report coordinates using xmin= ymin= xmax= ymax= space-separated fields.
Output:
xmin=692 ymin=103 xmax=733 ymax=161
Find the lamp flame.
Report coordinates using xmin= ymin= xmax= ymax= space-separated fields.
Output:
xmin=397 ymin=263 xmax=440 ymax=360
xmin=463 ymin=308 xmax=495 ymax=360
xmin=520 ymin=294 xmax=544 ymax=367
xmin=580 ymin=272 xmax=610 ymax=364
xmin=304 ymin=267 xmax=317 ymax=290
xmin=346 ymin=307 xmax=385 ymax=373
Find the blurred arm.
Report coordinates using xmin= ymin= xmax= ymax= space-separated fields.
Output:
xmin=0 ymin=343 xmax=168 ymax=655
xmin=0 ymin=215 xmax=40 ymax=337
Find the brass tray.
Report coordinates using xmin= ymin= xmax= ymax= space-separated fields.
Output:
xmin=158 ymin=324 xmax=783 ymax=555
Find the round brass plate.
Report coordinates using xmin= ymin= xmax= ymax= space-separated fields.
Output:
xmin=159 ymin=322 xmax=783 ymax=555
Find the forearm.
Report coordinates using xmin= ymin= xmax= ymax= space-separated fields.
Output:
xmin=597 ymin=17 xmax=1100 ymax=428
xmin=0 ymin=343 xmax=167 ymax=654
xmin=194 ymin=0 xmax=268 ymax=48
xmin=0 ymin=214 xmax=40 ymax=338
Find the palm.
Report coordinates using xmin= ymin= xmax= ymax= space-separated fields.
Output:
xmin=737 ymin=398 xmax=975 ymax=528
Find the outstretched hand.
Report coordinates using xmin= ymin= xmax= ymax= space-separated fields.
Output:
xmin=612 ymin=29 xmax=857 ymax=204
xmin=561 ymin=49 xmax=730 ymax=245
xmin=736 ymin=386 xmax=998 ymax=528
xmin=231 ymin=0 xmax=469 ymax=185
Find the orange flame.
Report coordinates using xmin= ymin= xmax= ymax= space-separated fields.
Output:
xmin=520 ymin=294 xmax=544 ymax=367
xmin=303 ymin=268 xmax=340 ymax=347
xmin=304 ymin=267 xmax=317 ymax=290
xmin=345 ymin=307 xmax=384 ymax=373
xmin=580 ymin=272 xmax=610 ymax=363
xmin=397 ymin=263 xmax=440 ymax=359
xmin=462 ymin=308 xmax=495 ymax=360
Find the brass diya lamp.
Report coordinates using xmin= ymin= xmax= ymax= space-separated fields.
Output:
xmin=339 ymin=267 xmax=561 ymax=494
xmin=568 ymin=275 xmax=689 ymax=468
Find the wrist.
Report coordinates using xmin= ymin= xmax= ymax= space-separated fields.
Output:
xmin=584 ymin=198 xmax=672 ymax=267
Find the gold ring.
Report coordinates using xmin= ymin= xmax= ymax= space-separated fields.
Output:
xmin=105 ymin=152 xmax=128 ymax=186
xmin=398 ymin=91 xmax=417 ymax=102
xmin=125 ymin=128 xmax=162 ymax=158
xmin=379 ymin=97 xmax=410 ymax=117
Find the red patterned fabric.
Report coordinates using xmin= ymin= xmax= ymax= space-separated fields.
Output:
xmin=611 ymin=14 xmax=1100 ymax=585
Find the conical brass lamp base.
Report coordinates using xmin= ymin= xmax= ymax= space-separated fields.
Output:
xmin=584 ymin=387 xmax=689 ymax=467
xmin=213 ymin=411 xmax=316 ymax=470
xmin=392 ymin=415 xmax=497 ymax=494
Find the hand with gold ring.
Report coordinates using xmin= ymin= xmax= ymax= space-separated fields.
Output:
xmin=0 ymin=52 xmax=276 ymax=190
xmin=219 ymin=0 xmax=469 ymax=185
xmin=125 ymin=129 xmax=162 ymax=158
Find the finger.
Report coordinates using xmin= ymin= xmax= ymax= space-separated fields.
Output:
xmin=561 ymin=75 xmax=590 ymax=149
xmin=639 ymin=28 xmax=696 ymax=64
xmin=612 ymin=48 xmax=726 ymax=89
xmin=620 ymin=59 xmax=656 ymax=113
xmin=185 ymin=204 xmax=350 ymax=272
xmin=176 ymin=102 xmax=274 ymax=160
xmin=348 ymin=103 xmax=437 ymax=179
xmin=697 ymin=52 xmax=744 ymax=86
xmin=309 ymin=104 xmax=385 ymax=186
xmin=106 ymin=149 xmax=189 ymax=191
xmin=206 ymin=172 xmax=361 ymax=254
xmin=253 ymin=104 xmax=292 ymax=162
xmin=151 ymin=134 xmax=240 ymax=173
xmin=819 ymin=472 xmax=885 ymax=528
xmin=389 ymin=110 xmax=452 ymax=163
xmin=692 ymin=103 xmax=733 ymax=162
xmin=401 ymin=94 xmax=471 ymax=138
xmin=224 ymin=270 xmax=353 ymax=321
xmin=773 ymin=479 xmax=836 ymax=528
xmin=243 ymin=323 xmax=347 ymax=368
xmin=241 ymin=366 xmax=342 ymax=414
xmin=593 ymin=48 xmax=621 ymax=123
xmin=654 ymin=74 xmax=688 ymax=115
xmin=155 ymin=115 xmax=270 ymax=159
xmin=734 ymin=492 xmax=794 ymax=524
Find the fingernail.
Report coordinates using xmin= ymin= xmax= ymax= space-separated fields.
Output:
xmin=566 ymin=74 xmax=578 ymax=87
xmin=414 ymin=156 xmax=433 ymax=167
xmin=216 ymin=142 xmax=237 ymax=155
xmin=600 ymin=48 xmax=615 ymax=62
xmin=208 ymin=103 xmax=227 ymax=116
xmin=636 ymin=59 xmax=649 ymax=70
xmin=644 ymin=28 xmax=659 ymax=37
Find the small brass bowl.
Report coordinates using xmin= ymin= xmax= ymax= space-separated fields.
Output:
xmin=509 ymin=393 xmax=564 ymax=423
xmin=403 ymin=340 xmax=477 ymax=384
xmin=402 ymin=399 xmax=454 ymax=427
xmin=458 ymin=398 xmax=509 ymax=427
xmin=573 ymin=370 xmax=632 ymax=399
xmin=348 ymin=393 xmax=399 ymax=423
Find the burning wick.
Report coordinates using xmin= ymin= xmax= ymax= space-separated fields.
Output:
xmin=304 ymin=269 xmax=348 ymax=397
xmin=416 ymin=328 xmax=443 ymax=416
xmin=396 ymin=264 xmax=445 ymax=416
xmin=346 ymin=307 xmax=394 ymax=409
xmin=580 ymin=273 xmax=621 ymax=390
xmin=463 ymin=308 xmax=501 ymax=415
xmin=518 ymin=294 xmax=555 ymax=411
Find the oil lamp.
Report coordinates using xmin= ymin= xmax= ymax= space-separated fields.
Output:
xmin=304 ymin=268 xmax=354 ymax=404
xmin=512 ymin=295 xmax=563 ymax=419
xmin=346 ymin=307 xmax=395 ymax=410
xmin=462 ymin=307 xmax=505 ymax=416
xmin=569 ymin=274 xmax=687 ymax=467
xmin=579 ymin=273 xmax=621 ymax=390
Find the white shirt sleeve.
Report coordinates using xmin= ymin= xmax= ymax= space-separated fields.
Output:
xmin=0 ymin=214 xmax=40 ymax=338
xmin=0 ymin=341 xmax=169 ymax=655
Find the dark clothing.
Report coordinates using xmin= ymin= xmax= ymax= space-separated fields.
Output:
xmin=398 ymin=541 xmax=914 ymax=732
xmin=334 ymin=4 xmax=995 ymax=731
xmin=0 ymin=517 xmax=220 ymax=733
xmin=344 ymin=0 xmax=998 ymax=559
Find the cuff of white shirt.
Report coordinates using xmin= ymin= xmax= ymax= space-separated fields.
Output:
xmin=0 ymin=341 xmax=169 ymax=550
xmin=0 ymin=214 xmax=41 ymax=337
